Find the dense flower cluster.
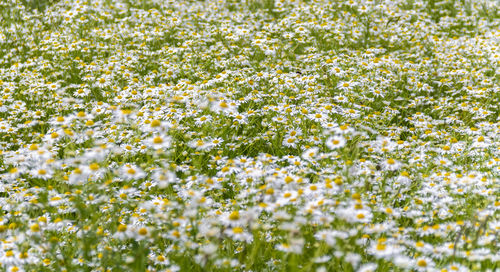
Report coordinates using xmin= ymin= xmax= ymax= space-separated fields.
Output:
xmin=0 ymin=0 xmax=499 ymax=271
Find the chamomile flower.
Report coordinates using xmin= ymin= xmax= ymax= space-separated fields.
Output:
xmin=95 ymin=75 xmax=111 ymax=88
xmin=74 ymin=88 xmax=90 ymax=97
xmin=31 ymin=165 xmax=53 ymax=179
xmin=114 ymin=224 xmax=134 ymax=240
xmin=471 ymin=135 xmax=491 ymax=148
xmin=224 ymin=227 xmax=253 ymax=243
xmin=337 ymin=80 xmax=356 ymax=91
xmin=276 ymin=238 xmax=304 ymax=254
xmin=369 ymin=240 xmax=399 ymax=258
xmin=145 ymin=134 xmax=171 ymax=150
xmin=282 ymin=136 xmax=298 ymax=148
xmin=195 ymin=115 xmax=212 ymax=126
xmin=188 ymin=139 xmax=212 ymax=151
xmin=302 ymin=147 xmax=319 ymax=162
xmin=382 ymin=158 xmax=402 ymax=171
xmin=120 ymin=164 xmax=146 ymax=180
xmin=413 ymin=257 xmax=435 ymax=271
xmin=326 ymin=135 xmax=346 ymax=149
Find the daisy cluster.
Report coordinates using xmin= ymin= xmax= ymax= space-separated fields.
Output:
xmin=0 ymin=0 xmax=499 ymax=271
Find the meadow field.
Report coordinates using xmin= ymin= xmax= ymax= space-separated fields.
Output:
xmin=0 ymin=0 xmax=499 ymax=271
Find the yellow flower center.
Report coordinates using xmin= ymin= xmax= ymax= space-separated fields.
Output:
xmin=376 ymin=243 xmax=386 ymax=251
xmin=229 ymin=211 xmax=240 ymax=220
xmin=89 ymin=163 xmax=99 ymax=171
xmin=30 ymin=224 xmax=40 ymax=232
xmin=117 ymin=225 xmax=127 ymax=232
xmin=232 ymin=227 xmax=244 ymax=234
xmin=151 ymin=119 xmax=161 ymax=127
xmin=153 ymin=137 xmax=163 ymax=144
xmin=138 ymin=227 xmax=148 ymax=235
xmin=417 ymin=259 xmax=427 ymax=267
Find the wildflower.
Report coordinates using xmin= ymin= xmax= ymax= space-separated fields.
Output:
xmin=210 ymin=137 xmax=223 ymax=147
xmin=276 ymin=238 xmax=304 ymax=254
xmin=31 ymin=165 xmax=53 ymax=179
xmin=74 ymin=88 xmax=90 ymax=97
xmin=282 ymin=136 xmax=298 ymax=148
xmin=368 ymin=241 xmax=399 ymax=258
xmin=120 ymin=164 xmax=146 ymax=180
xmin=188 ymin=139 xmax=212 ymax=151
xmin=95 ymin=76 xmax=111 ymax=88
xmin=337 ymin=81 xmax=356 ymax=92
xmin=302 ymin=147 xmax=319 ymax=162
xmin=224 ymin=227 xmax=253 ymax=242
xmin=436 ymin=157 xmax=451 ymax=167
xmin=325 ymin=135 xmax=346 ymax=149
xmin=414 ymin=257 xmax=435 ymax=271
xmin=195 ymin=115 xmax=212 ymax=126
xmin=114 ymin=223 xmax=133 ymax=240
xmin=382 ymin=158 xmax=402 ymax=171
xmin=471 ymin=135 xmax=491 ymax=148
xmin=145 ymin=134 xmax=171 ymax=150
